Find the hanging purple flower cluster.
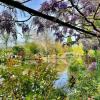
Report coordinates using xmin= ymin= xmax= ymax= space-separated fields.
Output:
xmin=58 ymin=1 xmax=67 ymax=9
xmin=50 ymin=0 xmax=59 ymax=11
xmin=80 ymin=0 xmax=96 ymax=16
xmin=22 ymin=23 xmax=30 ymax=33
xmin=0 ymin=10 xmax=19 ymax=42
xmin=0 ymin=10 xmax=15 ymax=34
xmin=40 ymin=0 xmax=68 ymax=13
xmin=0 ymin=8 xmax=31 ymax=43
xmin=32 ymin=0 xmax=97 ymax=45
xmin=32 ymin=17 xmax=44 ymax=35
xmin=84 ymin=5 xmax=96 ymax=16
xmin=54 ymin=31 xmax=64 ymax=42
xmin=40 ymin=1 xmax=50 ymax=12
xmin=37 ymin=23 xmax=44 ymax=35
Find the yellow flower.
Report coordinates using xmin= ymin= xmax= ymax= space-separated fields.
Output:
xmin=88 ymin=50 xmax=95 ymax=57
xmin=72 ymin=43 xmax=84 ymax=56
xmin=76 ymin=57 xmax=83 ymax=64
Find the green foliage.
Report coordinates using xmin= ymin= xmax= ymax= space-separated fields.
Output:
xmin=94 ymin=20 xmax=100 ymax=28
xmin=76 ymin=73 xmax=98 ymax=98
xmin=66 ymin=47 xmax=100 ymax=99
xmin=29 ymin=43 xmax=40 ymax=54
xmin=0 ymin=43 xmax=100 ymax=99
xmin=12 ymin=46 xmax=24 ymax=55
xmin=0 ymin=63 xmax=65 ymax=99
xmin=67 ymin=36 xmax=72 ymax=45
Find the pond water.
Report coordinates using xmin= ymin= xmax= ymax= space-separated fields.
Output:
xmin=54 ymin=71 xmax=68 ymax=89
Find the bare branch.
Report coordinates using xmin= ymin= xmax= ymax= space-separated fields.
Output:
xmin=93 ymin=3 xmax=100 ymax=20
xmin=15 ymin=15 xmax=32 ymax=22
xmin=22 ymin=0 xmax=31 ymax=4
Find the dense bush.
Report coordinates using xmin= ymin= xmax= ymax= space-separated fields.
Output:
xmin=12 ymin=46 xmax=25 ymax=55
xmin=66 ymin=47 xmax=100 ymax=99
xmin=29 ymin=43 xmax=40 ymax=54
xmin=0 ymin=63 xmax=61 ymax=99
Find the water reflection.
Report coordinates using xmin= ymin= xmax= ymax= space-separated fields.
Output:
xmin=54 ymin=71 xmax=68 ymax=88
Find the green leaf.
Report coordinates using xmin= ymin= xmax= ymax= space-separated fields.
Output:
xmin=67 ymin=37 xmax=72 ymax=43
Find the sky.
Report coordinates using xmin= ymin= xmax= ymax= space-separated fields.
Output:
xmin=17 ymin=0 xmax=44 ymax=20
xmin=25 ymin=0 xmax=44 ymax=10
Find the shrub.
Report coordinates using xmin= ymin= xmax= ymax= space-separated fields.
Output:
xmin=29 ymin=43 xmax=40 ymax=54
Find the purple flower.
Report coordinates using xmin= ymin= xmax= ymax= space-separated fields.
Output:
xmin=50 ymin=0 xmax=58 ymax=7
xmin=63 ymin=27 xmax=68 ymax=33
xmin=40 ymin=1 xmax=50 ymax=11
xmin=83 ymin=4 xmax=96 ymax=16
xmin=51 ymin=25 xmax=59 ymax=31
xmin=22 ymin=23 xmax=29 ymax=33
xmin=54 ymin=32 xmax=59 ymax=36
xmin=80 ymin=0 xmax=91 ymax=5
xmin=71 ymin=15 xmax=78 ymax=22
xmin=37 ymin=23 xmax=44 ymax=35
xmin=0 ymin=10 xmax=15 ymax=34
xmin=54 ymin=32 xmax=64 ymax=42
xmin=33 ymin=17 xmax=40 ymax=25
xmin=69 ymin=29 xmax=73 ymax=35
xmin=59 ymin=2 xmax=67 ymax=9
xmin=88 ymin=62 xmax=97 ymax=71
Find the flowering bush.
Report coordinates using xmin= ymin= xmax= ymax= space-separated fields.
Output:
xmin=0 ymin=63 xmax=61 ymax=99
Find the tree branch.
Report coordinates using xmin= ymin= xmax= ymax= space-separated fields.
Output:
xmin=69 ymin=0 xmax=100 ymax=33
xmin=15 ymin=15 xmax=32 ymax=22
xmin=93 ymin=4 xmax=100 ymax=18
xmin=22 ymin=0 xmax=31 ymax=4
xmin=0 ymin=0 xmax=100 ymax=37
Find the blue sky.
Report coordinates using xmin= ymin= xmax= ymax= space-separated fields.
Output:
xmin=17 ymin=0 xmax=45 ymax=21
xmin=26 ymin=0 xmax=44 ymax=10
